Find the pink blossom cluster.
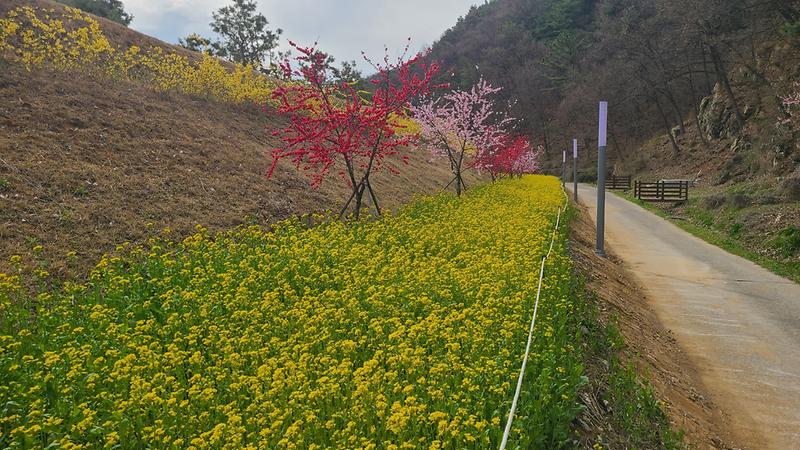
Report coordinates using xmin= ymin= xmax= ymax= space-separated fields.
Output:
xmin=411 ymin=79 xmax=540 ymax=191
xmin=412 ymin=79 xmax=512 ymax=161
xmin=783 ymin=83 xmax=800 ymax=108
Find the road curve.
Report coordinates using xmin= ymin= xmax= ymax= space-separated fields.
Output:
xmin=574 ymin=183 xmax=800 ymax=450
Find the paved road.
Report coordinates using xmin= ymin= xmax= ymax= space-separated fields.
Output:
xmin=574 ymin=184 xmax=800 ymax=450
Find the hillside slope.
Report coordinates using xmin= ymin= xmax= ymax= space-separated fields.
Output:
xmin=425 ymin=0 xmax=799 ymax=270
xmin=427 ymin=0 xmax=799 ymax=175
xmin=0 ymin=1 xmax=482 ymax=276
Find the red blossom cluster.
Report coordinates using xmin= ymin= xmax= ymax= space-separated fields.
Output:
xmin=474 ymin=135 xmax=542 ymax=180
xmin=268 ymin=41 xmax=439 ymax=218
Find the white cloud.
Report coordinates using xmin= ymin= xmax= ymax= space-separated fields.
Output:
xmin=123 ymin=0 xmax=480 ymax=72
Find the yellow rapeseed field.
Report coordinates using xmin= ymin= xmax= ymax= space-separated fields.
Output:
xmin=0 ymin=6 xmax=277 ymax=105
xmin=0 ymin=176 xmax=586 ymax=448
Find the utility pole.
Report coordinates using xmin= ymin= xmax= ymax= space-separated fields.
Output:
xmin=597 ymin=101 xmax=608 ymax=257
xmin=572 ymin=139 xmax=578 ymax=202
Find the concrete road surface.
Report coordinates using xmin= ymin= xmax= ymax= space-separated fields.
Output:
xmin=574 ymin=184 xmax=800 ymax=450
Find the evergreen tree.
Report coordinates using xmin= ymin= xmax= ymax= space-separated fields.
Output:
xmin=61 ymin=0 xmax=133 ymax=26
xmin=178 ymin=33 xmax=211 ymax=53
xmin=209 ymin=0 xmax=282 ymax=70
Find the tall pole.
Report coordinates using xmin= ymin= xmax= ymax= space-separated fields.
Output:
xmin=572 ymin=139 xmax=578 ymax=202
xmin=562 ymin=150 xmax=566 ymax=188
xmin=597 ymin=101 xmax=608 ymax=257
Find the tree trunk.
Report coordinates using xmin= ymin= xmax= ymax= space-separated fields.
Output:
xmin=655 ymin=95 xmax=681 ymax=154
xmin=701 ymin=44 xmax=712 ymax=95
xmin=540 ymin=115 xmax=551 ymax=156
xmin=365 ymin=178 xmax=381 ymax=217
xmin=609 ymin=125 xmax=622 ymax=161
xmin=353 ymin=183 xmax=364 ymax=220
xmin=686 ymin=53 xmax=707 ymax=144
xmin=663 ymin=88 xmax=686 ymax=135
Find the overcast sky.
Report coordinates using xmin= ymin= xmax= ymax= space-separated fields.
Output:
xmin=124 ymin=0 xmax=481 ymax=73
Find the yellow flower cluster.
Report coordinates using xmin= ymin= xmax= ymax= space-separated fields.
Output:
xmin=388 ymin=111 xmax=422 ymax=136
xmin=0 ymin=6 xmax=278 ymax=105
xmin=0 ymin=176 xmax=585 ymax=448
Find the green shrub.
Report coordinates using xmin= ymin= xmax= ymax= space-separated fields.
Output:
xmin=728 ymin=193 xmax=751 ymax=209
xmin=61 ymin=0 xmax=133 ymax=26
xmin=729 ymin=222 xmax=743 ymax=236
xmin=703 ymin=194 xmax=726 ymax=210
xmin=781 ymin=176 xmax=800 ymax=201
xmin=770 ymin=226 xmax=800 ymax=257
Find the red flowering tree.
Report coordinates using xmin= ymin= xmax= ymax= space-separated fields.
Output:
xmin=474 ymin=135 xmax=542 ymax=180
xmin=411 ymin=79 xmax=513 ymax=196
xmin=268 ymin=41 xmax=439 ymax=218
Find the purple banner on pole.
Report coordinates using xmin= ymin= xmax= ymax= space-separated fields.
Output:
xmin=598 ymin=101 xmax=608 ymax=147
xmin=573 ymin=139 xmax=578 ymax=158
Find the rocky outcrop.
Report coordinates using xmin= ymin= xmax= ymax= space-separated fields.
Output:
xmin=698 ymin=83 xmax=740 ymax=140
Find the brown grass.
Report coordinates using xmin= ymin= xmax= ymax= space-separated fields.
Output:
xmin=0 ymin=59 xmax=483 ymax=276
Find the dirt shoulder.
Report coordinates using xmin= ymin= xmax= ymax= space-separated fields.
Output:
xmin=570 ymin=204 xmax=740 ymax=450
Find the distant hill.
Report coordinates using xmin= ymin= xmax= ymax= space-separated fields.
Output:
xmin=427 ymin=0 xmax=800 ymax=181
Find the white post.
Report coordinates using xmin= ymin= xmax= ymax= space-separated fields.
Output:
xmin=573 ymin=139 xmax=578 ymax=202
xmin=597 ymin=101 xmax=608 ymax=257
xmin=562 ymin=150 xmax=566 ymax=187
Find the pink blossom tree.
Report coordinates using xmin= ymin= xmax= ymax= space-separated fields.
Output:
xmin=411 ymin=79 xmax=513 ymax=196
xmin=511 ymin=143 xmax=543 ymax=176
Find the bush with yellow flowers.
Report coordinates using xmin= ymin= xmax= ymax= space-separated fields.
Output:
xmin=0 ymin=5 xmax=278 ymax=106
xmin=1 ymin=178 xmax=587 ymax=447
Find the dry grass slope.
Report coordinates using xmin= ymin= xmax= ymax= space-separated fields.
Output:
xmin=0 ymin=0 xmax=485 ymax=275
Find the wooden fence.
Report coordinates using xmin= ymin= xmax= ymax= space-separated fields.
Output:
xmin=634 ymin=180 xmax=689 ymax=202
xmin=607 ymin=175 xmax=631 ymax=190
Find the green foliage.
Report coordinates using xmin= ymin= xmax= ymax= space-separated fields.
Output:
xmin=770 ymin=225 xmax=800 ymax=257
xmin=577 ymin=291 xmax=684 ymax=448
xmin=533 ymin=0 xmax=593 ymax=39
xmin=330 ymin=59 xmax=364 ymax=89
xmin=209 ymin=0 xmax=282 ymax=70
xmin=605 ymin=361 xmax=685 ymax=449
xmin=178 ymin=33 xmax=211 ymax=53
xmin=540 ymin=29 xmax=590 ymax=85
xmin=688 ymin=206 xmax=715 ymax=228
xmin=0 ymin=177 xmax=589 ymax=448
xmin=60 ymin=0 xmax=132 ymax=26
xmin=729 ymin=222 xmax=743 ymax=237
xmin=783 ymin=20 xmax=800 ymax=37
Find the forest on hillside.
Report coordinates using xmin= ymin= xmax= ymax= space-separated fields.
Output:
xmin=427 ymin=0 xmax=800 ymax=173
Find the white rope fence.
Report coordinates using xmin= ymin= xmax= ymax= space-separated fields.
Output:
xmin=499 ymin=187 xmax=569 ymax=450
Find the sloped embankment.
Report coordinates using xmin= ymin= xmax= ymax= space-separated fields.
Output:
xmin=0 ymin=0 xmax=482 ymax=275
